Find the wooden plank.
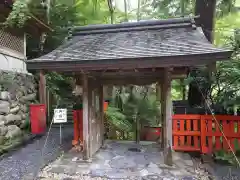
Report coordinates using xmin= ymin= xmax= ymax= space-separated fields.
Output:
xmin=173 ymin=119 xmax=178 ymax=148
xmin=238 ymin=121 xmax=240 ymax=149
xmin=173 ymin=115 xmax=201 ymax=120
xmin=201 ymin=116 xmax=207 ymax=153
xmin=173 ymin=146 xmax=201 ymax=152
xmin=215 ymin=121 xmax=221 ymax=151
xmin=173 ymin=131 xmax=200 ymax=136
xmin=82 ymin=74 xmax=90 ymax=160
xmin=222 ymin=120 xmax=229 ymax=151
xmin=230 ymin=120 xmax=235 ymax=151
xmin=207 ymin=119 xmax=213 ymax=153
xmin=193 ymin=119 xmax=199 ymax=148
xmin=179 ymin=120 xmax=185 ymax=146
xmin=186 ymin=119 xmax=191 ymax=146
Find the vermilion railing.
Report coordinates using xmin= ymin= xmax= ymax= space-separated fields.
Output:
xmin=172 ymin=115 xmax=240 ymax=153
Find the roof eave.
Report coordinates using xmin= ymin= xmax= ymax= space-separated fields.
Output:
xmin=27 ymin=51 xmax=233 ymax=71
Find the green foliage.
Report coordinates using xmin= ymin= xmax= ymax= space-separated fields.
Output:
xmin=5 ymin=0 xmax=30 ymax=28
xmin=45 ymin=72 xmax=73 ymax=97
xmin=137 ymin=95 xmax=160 ymax=126
xmin=209 ymin=12 xmax=240 ymax=106
xmin=105 ymin=106 xmax=132 ymax=132
xmin=214 ymin=150 xmax=239 ymax=166
xmin=21 ymin=108 xmax=31 ymax=131
xmin=151 ymin=0 xmax=195 ymax=18
xmin=107 ymin=86 xmax=160 ymax=135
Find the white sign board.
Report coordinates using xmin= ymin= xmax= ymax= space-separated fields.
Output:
xmin=53 ymin=109 xmax=67 ymax=123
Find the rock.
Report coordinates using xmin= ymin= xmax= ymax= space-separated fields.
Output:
xmin=0 ymin=136 xmax=5 ymax=145
xmin=147 ymin=163 xmax=163 ymax=175
xmin=148 ymin=162 xmax=159 ymax=168
xmin=0 ymin=91 xmax=9 ymax=101
xmin=140 ymin=169 xmax=149 ymax=176
xmin=0 ymin=125 xmax=8 ymax=136
xmin=10 ymin=106 xmax=20 ymax=114
xmin=19 ymin=86 xmax=28 ymax=95
xmin=5 ymin=114 xmax=22 ymax=125
xmin=143 ymin=175 xmax=163 ymax=180
xmin=20 ymin=93 xmax=36 ymax=103
xmin=20 ymin=121 xmax=27 ymax=129
xmin=16 ymin=91 xmax=24 ymax=99
xmin=0 ymin=121 xmax=4 ymax=127
xmin=10 ymin=101 xmax=19 ymax=108
xmin=0 ymin=115 xmax=5 ymax=122
xmin=20 ymin=105 xmax=28 ymax=113
xmin=20 ymin=112 xmax=26 ymax=120
xmin=5 ymin=125 xmax=22 ymax=139
xmin=0 ymin=100 xmax=10 ymax=114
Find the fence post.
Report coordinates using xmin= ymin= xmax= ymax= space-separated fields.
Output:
xmin=200 ymin=115 xmax=207 ymax=153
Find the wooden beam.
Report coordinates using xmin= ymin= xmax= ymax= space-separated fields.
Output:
xmin=82 ymin=74 xmax=90 ymax=160
xmin=27 ymin=52 xmax=231 ymax=71
xmin=161 ymin=68 xmax=173 ymax=166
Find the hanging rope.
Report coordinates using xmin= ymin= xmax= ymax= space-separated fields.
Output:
xmin=192 ymin=75 xmax=240 ymax=167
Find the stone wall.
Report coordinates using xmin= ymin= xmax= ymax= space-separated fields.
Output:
xmin=0 ymin=70 xmax=37 ymax=144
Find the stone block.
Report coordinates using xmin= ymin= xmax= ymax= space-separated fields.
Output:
xmin=20 ymin=93 xmax=36 ymax=103
xmin=10 ymin=106 xmax=20 ymax=114
xmin=0 ymin=100 xmax=10 ymax=114
xmin=5 ymin=125 xmax=22 ymax=139
xmin=0 ymin=125 xmax=8 ymax=136
xmin=5 ymin=114 xmax=22 ymax=125
xmin=0 ymin=91 xmax=9 ymax=101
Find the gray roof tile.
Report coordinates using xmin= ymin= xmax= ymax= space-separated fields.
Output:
xmin=29 ymin=18 xmax=231 ymax=63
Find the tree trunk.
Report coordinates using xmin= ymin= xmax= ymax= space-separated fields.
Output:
xmin=188 ymin=0 xmax=216 ymax=107
xmin=124 ymin=0 xmax=128 ymax=22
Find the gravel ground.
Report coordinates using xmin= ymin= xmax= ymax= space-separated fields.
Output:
xmin=0 ymin=125 xmax=73 ymax=180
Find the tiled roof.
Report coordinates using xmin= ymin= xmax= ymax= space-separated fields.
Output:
xmin=28 ymin=17 xmax=232 ymax=63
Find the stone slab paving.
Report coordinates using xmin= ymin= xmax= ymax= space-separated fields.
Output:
xmin=39 ymin=140 xmax=209 ymax=180
xmin=0 ymin=125 xmax=73 ymax=180
xmin=207 ymin=164 xmax=240 ymax=180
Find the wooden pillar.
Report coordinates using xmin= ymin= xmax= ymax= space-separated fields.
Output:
xmin=161 ymin=68 xmax=173 ymax=166
xmin=156 ymin=82 xmax=162 ymax=145
xmin=39 ymin=70 xmax=47 ymax=105
xmin=99 ymin=84 xmax=105 ymax=146
xmin=82 ymin=74 xmax=90 ymax=160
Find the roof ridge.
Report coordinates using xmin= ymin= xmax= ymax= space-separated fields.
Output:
xmin=72 ymin=17 xmax=198 ymax=36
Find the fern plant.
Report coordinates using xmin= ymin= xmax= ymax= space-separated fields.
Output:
xmin=105 ymin=106 xmax=132 ymax=132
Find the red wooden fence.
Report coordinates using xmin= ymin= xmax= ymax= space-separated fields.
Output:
xmin=172 ymin=115 xmax=240 ymax=153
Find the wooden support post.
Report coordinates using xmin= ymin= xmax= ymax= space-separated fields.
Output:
xmin=156 ymin=82 xmax=161 ymax=144
xmin=160 ymin=82 xmax=164 ymax=148
xmin=82 ymin=74 xmax=90 ymax=160
xmin=88 ymin=79 xmax=93 ymax=157
xmin=161 ymin=68 xmax=173 ymax=166
xmin=99 ymin=84 xmax=105 ymax=146
xmin=39 ymin=70 xmax=47 ymax=105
